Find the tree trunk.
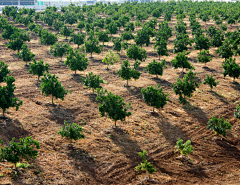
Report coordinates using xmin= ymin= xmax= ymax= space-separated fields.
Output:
xmin=75 ymin=70 xmax=76 ymax=75
xmin=51 ymin=95 xmax=54 ymax=104
xmin=61 ymin=56 xmax=63 ymax=62
xmin=127 ymin=80 xmax=128 ymax=86
xmin=115 ymin=120 xmax=117 ymax=128
xmin=2 ymin=110 xmax=5 ymax=118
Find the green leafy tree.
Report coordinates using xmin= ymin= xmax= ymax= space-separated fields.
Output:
xmin=121 ymin=31 xmax=134 ymax=41
xmin=171 ymin=51 xmax=194 ymax=72
xmin=17 ymin=43 xmax=35 ymax=65
xmin=102 ymin=50 xmax=120 ymax=70
xmin=113 ymin=37 xmax=122 ymax=53
xmin=2 ymin=24 xmax=18 ymax=40
xmin=222 ymin=58 xmax=240 ymax=81
xmin=175 ymin=138 xmax=193 ymax=156
xmin=69 ymin=32 xmax=85 ymax=49
xmin=172 ymin=70 xmax=199 ymax=103
xmin=207 ymin=115 xmax=232 ymax=137
xmin=0 ymin=136 xmax=40 ymax=169
xmin=85 ymin=31 xmax=102 ymax=57
xmin=134 ymin=28 xmax=150 ymax=47
xmin=7 ymin=31 xmax=30 ymax=52
xmin=0 ymin=61 xmax=10 ymax=83
xmin=135 ymin=150 xmax=157 ymax=179
xmin=50 ymin=42 xmax=70 ymax=62
xmin=40 ymin=73 xmax=69 ymax=104
xmin=29 ymin=59 xmax=49 ymax=81
xmin=58 ymin=121 xmax=84 ymax=143
xmin=141 ymin=85 xmax=169 ymax=112
xmin=60 ymin=25 xmax=74 ymax=39
xmin=234 ymin=104 xmax=240 ymax=118
xmin=216 ymin=40 xmax=233 ymax=60
xmin=97 ymin=31 xmax=110 ymax=46
xmin=194 ymin=34 xmax=210 ymax=50
xmin=65 ymin=49 xmax=89 ymax=74
xmin=144 ymin=60 xmax=167 ymax=78
xmin=96 ymin=89 xmax=131 ymax=127
xmin=53 ymin=20 xmax=64 ymax=34
xmin=203 ymin=74 xmax=219 ymax=91
xmin=127 ymin=44 xmax=147 ymax=62
xmin=197 ymin=50 xmax=212 ymax=66
xmin=173 ymin=33 xmax=192 ymax=53
xmin=154 ymin=39 xmax=169 ymax=60
xmin=81 ymin=72 xmax=103 ymax=93
xmin=0 ymin=76 xmax=23 ymax=117
xmin=105 ymin=22 xmax=118 ymax=35
xmin=40 ymin=29 xmax=58 ymax=45
xmin=117 ymin=60 xmax=141 ymax=86
xmin=77 ymin=21 xmax=85 ymax=32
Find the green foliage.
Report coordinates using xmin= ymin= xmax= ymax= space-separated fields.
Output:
xmin=134 ymin=27 xmax=151 ymax=47
xmin=197 ymin=50 xmax=212 ymax=65
xmin=2 ymin=24 xmax=18 ymax=40
xmin=77 ymin=21 xmax=85 ymax=31
xmin=7 ymin=31 xmax=30 ymax=52
xmin=175 ymin=138 xmax=193 ymax=156
xmin=65 ymin=49 xmax=89 ymax=74
xmin=102 ymin=50 xmax=120 ymax=69
xmin=194 ymin=34 xmax=210 ymax=50
xmin=113 ymin=37 xmax=122 ymax=53
xmin=121 ymin=31 xmax=134 ymax=41
xmin=144 ymin=59 xmax=167 ymax=78
xmin=222 ymin=58 xmax=240 ymax=81
xmin=96 ymin=89 xmax=131 ymax=127
xmin=69 ymin=32 xmax=85 ymax=48
xmin=135 ymin=150 xmax=157 ymax=178
xmin=17 ymin=43 xmax=35 ymax=65
xmin=60 ymin=25 xmax=74 ymax=39
xmin=203 ymin=74 xmax=219 ymax=90
xmin=85 ymin=31 xmax=102 ymax=57
xmin=171 ymin=51 xmax=194 ymax=72
xmin=0 ymin=61 xmax=10 ymax=83
xmin=141 ymin=85 xmax=169 ymax=112
xmin=0 ymin=76 xmax=22 ymax=117
xmin=172 ymin=71 xmax=199 ymax=103
xmin=53 ymin=20 xmax=64 ymax=33
xmin=117 ymin=60 xmax=141 ymax=86
xmin=58 ymin=121 xmax=84 ymax=142
xmin=0 ymin=136 xmax=40 ymax=168
xmin=81 ymin=72 xmax=103 ymax=93
xmin=50 ymin=42 xmax=70 ymax=62
xmin=234 ymin=104 xmax=240 ymax=118
xmin=105 ymin=22 xmax=118 ymax=35
xmin=97 ymin=31 xmax=110 ymax=45
xmin=29 ymin=59 xmax=49 ymax=81
xmin=216 ymin=40 xmax=233 ymax=60
xmin=173 ymin=33 xmax=192 ymax=53
xmin=40 ymin=73 xmax=69 ymax=104
xmin=207 ymin=115 xmax=232 ymax=137
xmin=154 ymin=39 xmax=169 ymax=59
xmin=127 ymin=44 xmax=147 ymax=62
xmin=40 ymin=29 xmax=58 ymax=45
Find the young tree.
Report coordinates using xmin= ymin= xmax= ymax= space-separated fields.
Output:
xmin=171 ymin=51 xmax=194 ymax=72
xmin=60 ymin=25 xmax=74 ymax=39
xmin=81 ymin=72 xmax=103 ymax=93
xmin=29 ymin=59 xmax=50 ymax=81
xmin=144 ymin=60 xmax=167 ymax=78
xmin=172 ymin=70 xmax=199 ymax=103
xmin=53 ymin=20 xmax=64 ymax=34
xmin=102 ymin=50 xmax=120 ymax=70
xmin=222 ymin=57 xmax=240 ymax=81
xmin=194 ymin=34 xmax=210 ymax=51
xmin=234 ymin=104 xmax=240 ymax=118
xmin=58 ymin=121 xmax=84 ymax=144
xmin=0 ymin=136 xmax=40 ymax=169
xmin=175 ymin=138 xmax=193 ymax=156
xmin=96 ymin=89 xmax=131 ymax=127
xmin=85 ymin=31 xmax=102 ymax=57
xmin=173 ymin=33 xmax=192 ymax=53
xmin=40 ymin=29 xmax=58 ymax=45
xmin=216 ymin=40 xmax=233 ymax=60
xmin=203 ymin=74 xmax=219 ymax=91
xmin=77 ymin=21 xmax=85 ymax=32
xmin=0 ymin=61 xmax=10 ymax=83
xmin=65 ymin=49 xmax=89 ymax=74
xmin=0 ymin=76 xmax=23 ymax=117
xmin=97 ymin=30 xmax=110 ymax=46
xmin=121 ymin=31 xmax=134 ymax=41
xmin=154 ymin=39 xmax=169 ymax=60
xmin=141 ymin=85 xmax=169 ymax=112
xmin=135 ymin=150 xmax=157 ymax=179
xmin=134 ymin=28 xmax=150 ymax=47
xmin=127 ymin=44 xmax=147 ymax=62
xmin=105 ymin=21 xmax=118 ymax=35
xmin=40 ymin=73 xmax=70 ymax=104
xmin=113 ymin=37 xmax=122 ymax=53
xmin=50 ymin=42 xmax=70 ymax=62
xmin=17 ymin=43 xmax=35 ymax=65
xmin=69 ymin=32 xmax=85 ymax=49
xmin=117 ymin=60 xmax=141 ymax=86
xmin=207 ymin=115 xmax=232 ymax=137
xmin=197 ymin=50 xmax=212 ymax=66
xmin=7 ymin=31 xmax=30 ymax=53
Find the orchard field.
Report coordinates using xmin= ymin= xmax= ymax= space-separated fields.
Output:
xmin=1 ymin=1 xmax=240 ymax=184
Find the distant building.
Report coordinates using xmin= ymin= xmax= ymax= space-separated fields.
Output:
xmin=0 ymin=0 xmax=36 ymax=5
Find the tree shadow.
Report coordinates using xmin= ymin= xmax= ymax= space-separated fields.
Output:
xmin=209 ymin=91 xmax=229 ymax=105
xmin=91 ymin=58 xmax=104 ymax=64
xmin=202 ymin=66 xmax=218 ymax=73
xmin=84 ymin=93 xmax=98 ymax=102
xmin=231 ymin=81 xmax=240 ymax=92
xmin=151 ymin=78 xmax=172 ymax=88
xmin=0 ymin=117 xmax=32 ymax=142
xmin=71 ymin=73 xmax=85 ymax=84
xmin=146 ymin=52 xmax=158 ymax=58
xmin=45 ymin=104 xmax=77 ymax=125
xmin=156 ymin=113 xmax=191 ymax=146
xmin=125 ymin=85 xmax=142 ymax=99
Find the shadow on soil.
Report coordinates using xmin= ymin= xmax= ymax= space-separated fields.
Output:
xmin=209 ymin=91 xmax=229 ymax=105
xmin=151 ymin=77 xmax=172 ymax=88
xmin=182 ymin=102 xmax=209 ymax=125
xmin=0 ymin=117 xmax=32 ymax=141
xmin=125 ymin=85 xmax=142 ymax=99
xmin=202 ymin=66 xmax=218 ymax=73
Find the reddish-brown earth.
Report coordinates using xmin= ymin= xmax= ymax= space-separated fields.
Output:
xmin=0 ymin=14 xmax=240 ymax=185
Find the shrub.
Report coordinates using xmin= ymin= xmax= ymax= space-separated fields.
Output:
xmin=0 ymin=136 xmax=40 ymax=169
xmin=29 ymin=59 xmax=49 ymax=81
xmin=197 ymin=50 xmax=212 ymax=66
xmin=207 ymin=115 xmax=232 ymax=137
xmin=58 ymin=121 xmax=84 ymax=143
xmin=17 ymin=43 xmax=35 ymax=65
xmin=102 ymin=50 xmax=120 ymax=70
xmin=141 ymin=85 xmax=169 ymax=112
xmin=222 ymin=58 xmax=240 ymax=81
xmin=171 ymin=51 xmax=194 ymax=72
xmin=127 ymin=44 xmax=147 ymax=62
xmin=81 ymin=72 xmax=103 ymax=93
xmin=144 ymin=59 xmax=167 ymax=78
xmin=0 ymin=61 xmax=10 ymax=83
xmin=50 ymin=42 xmax=70 ymax=62
xmin=175 ymin=138 xmax=193 ymax=156
xmin=203 ymin=74 xmax=219 ymax=90
xmin=234 ymin=104 xmax=240 ymax=118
